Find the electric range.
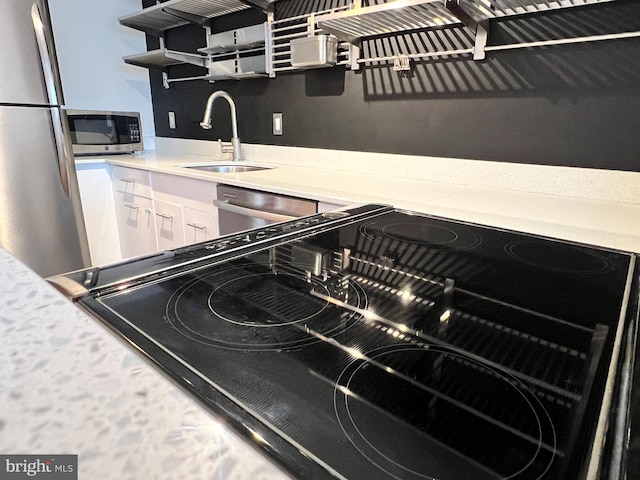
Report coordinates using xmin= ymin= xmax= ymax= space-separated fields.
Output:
xmin=50 ymin=204 xmax=639 ymax=480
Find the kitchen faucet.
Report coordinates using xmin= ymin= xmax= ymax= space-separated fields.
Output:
xmin=200 ymin=90 xmax=241 ymax=162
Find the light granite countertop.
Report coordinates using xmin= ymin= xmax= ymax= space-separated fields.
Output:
xmin=7 ymin=143 xmax=636 ymax=477
xmin=77 ymin=140 xmax=640 ymax=253
xmin=0 ymin=247 xmax=290 ymax=480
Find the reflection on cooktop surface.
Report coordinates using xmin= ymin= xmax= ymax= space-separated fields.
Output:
xmin=360 ymin=218 xmax=483 ymax=251
xmin=166 ymin=261 xmax=365 ymax=350
xmin=505 ymin=240 xmax=615 ymax=274
xmin=85 ymin=208 xmax=635 ymax=480
xmin=334 ymin=344 xmax=557 ymax=479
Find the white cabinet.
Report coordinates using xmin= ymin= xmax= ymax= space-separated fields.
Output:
xmin=183 ymin=207 xmax=218 ymax=245
xmin=113 ymin=194 xmax=157 ymax=259
xmin=151 ymin=172 xmax=217 ymax=212
xmin=151 ymin=172 xmax=219 ymax=247
xmin=75 ymin=162 xmax=122 ymax=266
xmin=112 ymin=165 xmax=153 ymax=198
xmin=112 ymin=166 xmax=157 ymax=259
xmin=153 ymin=199 xmax=185 ymax=250
xmin=110 ymin=168 xmax=221 ymax=257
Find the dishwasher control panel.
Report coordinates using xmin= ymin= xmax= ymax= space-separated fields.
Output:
xmin=204 ymin=215 xmax=331 ymax=253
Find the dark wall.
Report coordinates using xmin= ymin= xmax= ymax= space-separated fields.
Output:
xmin=146 ymin=0 xmax=640 ymax=171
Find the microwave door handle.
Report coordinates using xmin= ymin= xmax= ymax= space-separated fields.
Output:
xmin=213 ymin=200 xmax=298 ymax=223
xmin=32 ymin=4 xmax=71 ymax=197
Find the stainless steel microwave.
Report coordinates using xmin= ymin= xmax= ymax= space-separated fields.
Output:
xmin=65 ymin=109 xmax=143 ymax=155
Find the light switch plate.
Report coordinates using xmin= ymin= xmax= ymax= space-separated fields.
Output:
xmin=273 ymin=113 xmax=283 ymax=136
xmin=168 ymin=111 xmax=176 ymax=129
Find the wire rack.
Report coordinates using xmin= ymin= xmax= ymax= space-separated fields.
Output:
xmin=317 ymin=0 xmax=463 ymax=44
xmin=314 ymin=0 xmax=633 ymax=66
xmin=462 ymin=0 xmax=619 ymax=20
xmin=119 ymin=0 xmax=253 ymax=35
xmin=317 ymin=0 xmax=620 ymax=41
xmin=270 ymin=5 xmax=356 ymax=74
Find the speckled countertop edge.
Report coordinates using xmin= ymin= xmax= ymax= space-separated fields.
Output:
xmin=0 ymin=248 xmax=290 ymax=480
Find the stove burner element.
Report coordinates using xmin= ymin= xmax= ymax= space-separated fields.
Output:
xmin=505 ymin=241 xmax=614 ymax=274
xmin=209 ymin=272 xmax=328 ymax=327
xmin=334 ymin=345 xmax=557 ymax=480
xmin=361 ymin=220 xmax=482 ymax=251
xmin=166 ymin=262 xmax=366 ymax=351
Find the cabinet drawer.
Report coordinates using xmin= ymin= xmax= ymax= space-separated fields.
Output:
xmin=151 ymin=172 xmax=217 ymax=213
xmin=153 ymin=199 xmax=185 ymax=251
xmin=112 ymin=165 xmax=152 ymax=198
xmin=183 ymin=207 xmax=218 ymax=246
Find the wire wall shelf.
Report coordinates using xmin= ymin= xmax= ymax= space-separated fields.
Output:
xmin=119 ymin=0 xmax=639 ymax=83
xmin=316 ymin=0 xmax=463 ymax=44
xmin=118 ymin=0 xmax=256 ymax=36
xmin=270 ymin=6 xmax=357 ymax=74
xmin=123 ymin=49 xmax=207 ymax=70
xmin=315 ymin=0 xmax=637 ymax=67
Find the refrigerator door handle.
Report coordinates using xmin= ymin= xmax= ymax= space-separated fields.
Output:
xmin=31 ymin=3 xmax=71 ymax=197
xmin=49 ymin=107 xmax=71 ymax=197
xmin=31 ymin=3 xmax=59 ymax=105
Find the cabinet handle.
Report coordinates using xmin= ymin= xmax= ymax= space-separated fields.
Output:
xmin=120 ymin=178 xmax=136 ymax=183
xmin=187 ymin=222 xmax=206 ymax=231
xmin=124 ymin=203 xmax=139 ymax=210
xmin=155 ymin=212 xmax=173 ymax=220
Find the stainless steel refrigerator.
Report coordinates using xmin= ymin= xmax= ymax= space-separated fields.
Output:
xmin=0 ymin=0 xmax=90 ymax=277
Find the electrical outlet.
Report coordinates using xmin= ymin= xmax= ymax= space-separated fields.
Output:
xmin=273 ymin=113 xmax=283 ymax=136
xmin=168 ymin=111 xmax=176 ymax=129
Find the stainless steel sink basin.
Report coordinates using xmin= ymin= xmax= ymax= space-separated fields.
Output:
xmin=177 ymin=163 xmax=274 ymax=173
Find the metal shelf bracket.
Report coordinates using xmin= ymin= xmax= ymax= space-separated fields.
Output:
xmin=473 ymin=21 xmax=489 ymax=61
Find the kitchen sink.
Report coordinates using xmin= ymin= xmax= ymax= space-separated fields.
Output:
xmin=177 ymin=162 xmax=274 ymax=173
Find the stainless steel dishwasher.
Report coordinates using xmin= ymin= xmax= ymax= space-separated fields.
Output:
xmin=214 ymin=184 xmax=317 ymax=235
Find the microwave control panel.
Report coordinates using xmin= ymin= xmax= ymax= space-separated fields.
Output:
xmin=128 ymin=121 xmax=141 ymax=143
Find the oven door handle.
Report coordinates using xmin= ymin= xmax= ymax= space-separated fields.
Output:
xmin=213 ymin=200 xmax=298 ymax=223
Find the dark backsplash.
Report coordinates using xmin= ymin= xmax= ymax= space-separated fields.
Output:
xmin=145 ymin=0 xmax=640 ymax=171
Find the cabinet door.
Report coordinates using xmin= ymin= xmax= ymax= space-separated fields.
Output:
xmin=76 ymin=163 xmax=122 ymax=265
xmin=183 ymin=207 xmax=218 ymax=246
xmin=153 ymin=199 xmax=185 ymax=250
xmin=114 ymin=194 xmax=157 ymax=259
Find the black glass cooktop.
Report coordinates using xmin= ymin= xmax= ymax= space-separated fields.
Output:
xmin=75 ymin=207 xmax=637 ymax=480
